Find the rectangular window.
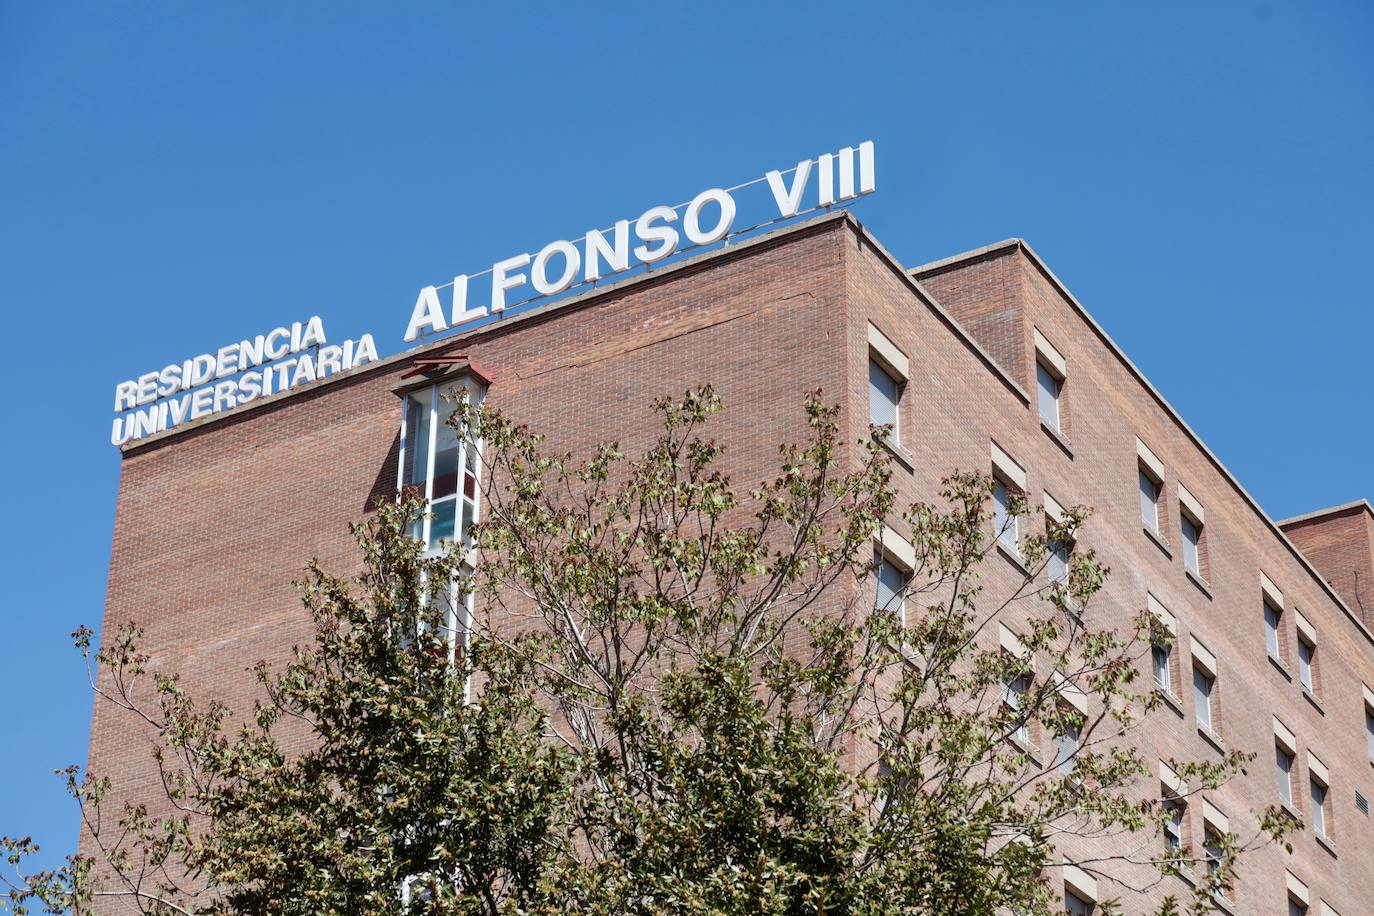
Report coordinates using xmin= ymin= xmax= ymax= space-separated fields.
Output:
xmin=1264 ymin=601 xmax=1283 ymax=661
xmin=874 ymin=547 xmax=910 ymax=616
xmin=400 ymin=378 xmax=484 ymax=552
xmin=1036 ymin=359 xmax=1062 ymax=432
xmin=1163 ymin=797 xmax=1185 ymax=853
xmin=1276 ymin=744 xmax=1294 ymax=807
xmin=1152 ymin=644 xmax=1172 ymax=693
xmin=1065 ymin=890 xmax=1093 ymax=915
xmin=994 ymin=479 xmax=1019 ymax=552
xmin=1181 ymin=515 xmax=1201 ymax=574
xmin=1310 ymin=778 xmax=1328 ymax=838
xmin=869 ymin=359 xmax=900 ymax=433
xmin=1003 ymin=674 xmax=1031 ymax=747
xmin=1297 ymin=638 xmax=1315 ymax=692
xmin=1203 ymin=827 xmax=1223 ymax=877
xmin=1194 ymin=665 xmax=1215 ymax=735
xmin=1048 ymin=537 xmax=1070 ymax=589
xmin=1366 ymin=702 xmax=1374 ymax=762
xmin=1054 ymin=719 xmax=1081 ymax=776
xmin=1139 ymin=467 xmax=1161 ymax=533
xmin=1289 ymin=901 xmax=1307 ymax=916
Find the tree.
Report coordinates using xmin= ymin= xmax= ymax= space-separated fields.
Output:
xmin=3 ymin=387 xmax=1287 ymax=915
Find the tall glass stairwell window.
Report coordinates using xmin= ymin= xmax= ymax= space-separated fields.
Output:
xmin=398 ymin=376 xmax=485 ymax=672
xmin=400 ymin=378 xmax=484 ymax=551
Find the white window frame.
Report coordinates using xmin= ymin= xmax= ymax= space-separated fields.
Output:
xmin=990 ymin=442 xmax=1026 ymax=556
xmin=867 ymin=322 xmax=909 ymax=446
xmin=397 ymin=376 xmax=485 ymax=676
xmin=1308 ymin=752 xmax=1330 ymax=840
xmin=874 ymin=526 xmax=915 ymax=622
xmin=1178 ymin=483 xmax=1205 ymax=576
xmin=1034 ymin=328 xmax=1067 ymax=436
xmin=1136 ymin=437 xmax=1165 ymax=535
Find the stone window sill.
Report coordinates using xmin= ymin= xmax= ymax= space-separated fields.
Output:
xmin=1268 ymin=653 xmax=1293 ymax=681
xmin=1143 ymin=525 xmax=1173 ymax=559
xmin=1040 ymin=420 xmax=1074 ymax=458
xmin=1315 ymin=832 xmax=1337 ymax=858
xmin=1197 ymin=725 xmax=1226 ymax=755
xmin=1185 ymin=566 xmax=1213 ymax=599
xmin=1155 ymin=686 xmax=1185 ymax=718
xmin=1302 ymin=687 xmax=1325 ymax=716
xmin=996 ymin=540 xmax=1032 ymax=577
xmin=880 ymin=433 xmax=916 ymax=473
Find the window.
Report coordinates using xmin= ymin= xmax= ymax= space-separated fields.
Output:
xmin=1264 ymin=600 xmax=1284 ymax=660
xmin=1003 ymin=673 xmax=1031 ymax=747
xmin=874 ymin=547 xmax=910 ymax=616
xmin=1136 ymin=438 xmax=1166 ymax=537
xmin=1297 ymin=637 xmax=1315 ymax=692
xmin=1153 ymin=644 xmax=1172 ymax=692
xmin=1139 ymin=468 xmax=1161 ymax=533
xmin=1054 ymin=717 xmax=1081 ymax=776
xmin=1310 ymin=777 xmax=1329 ymax=839
xmin=1290 ymin=900 xmax=1308 ymax=916
xmin=1048 ymin=536 xmax=1070 ymax=589
xmin=1365 ymin=696 xmax=1374 ymax=762
xmin=1034 ymin=329 xmax=1068 ymax=438
xmin=994 ymin=479 xmax=1019 ymax=552
xmin=399 ymin=377 xmax=485 ymax=669
xmin=1295 ymin=612 xmax=1317 ymax=695
xmin=1193 ymin=665 xmax=1216 ymax=735
xmin=1037 ymin=360 xmax=1062 ymax=432
xmin=1203 ymin=826 xmax=1223 ymax=878
xmin=867 ymin=323 xmax=909 ymax=450
xmin=868 ymin=358 xmax=900 ymax=433
xmin=1177 ymin=484 xmax=1206 ymax=578
xmin=1064 ymin=889 xmax=1093 ymax=915
xmin=1148 ymin=596 xmax=1178 ymax=697
xmin=1181 ymin=515 xmax=1201 ymax=574
xmin=1163 ymin=797 xmax=1185 ymax=853
xmin=400 ymin=379 xmax=484 ymax=551
xmin=1276 ymin=744 xmax=1294 ymax=808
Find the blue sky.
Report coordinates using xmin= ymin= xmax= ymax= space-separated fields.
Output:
xmin=2 ymin=1 xmax=1370 ymax=873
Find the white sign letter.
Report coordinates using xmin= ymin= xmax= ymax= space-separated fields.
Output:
xmin=531 ymin=240 xmax=581 ymax=296
xmin=634 ymin=205 xmax=679 ymax=264
xmin=404 ymin=286 xmax=448 ymax=343
xmin=766 ymin=159 xmax=813 ymax=218
xmin=491 ymin=253 xmax=531 ymax=313
xmin=585 ymin=220 xmax=631 ymax=281
xmin=683 ymin=188 xmax=736 ymax=246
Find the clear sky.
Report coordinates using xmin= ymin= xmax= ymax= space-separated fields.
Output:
xmin=2 ymin=0 xmax=1371 ymax=874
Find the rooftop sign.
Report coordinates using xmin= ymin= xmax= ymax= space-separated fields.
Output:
xmin=403 ymin=141 xmax=877 ymax=342
xmin=111 ymin=318 xmax=377 ymax=446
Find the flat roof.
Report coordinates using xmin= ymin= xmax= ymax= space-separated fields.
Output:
xmin=1277 ymin=499 xmax=1374 ymax=528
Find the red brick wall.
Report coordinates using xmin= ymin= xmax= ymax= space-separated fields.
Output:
xmin=1281 ymin=506 xmax=1374 ymax=629
xmin=90 ymin=216 xmax=1374 ymax=915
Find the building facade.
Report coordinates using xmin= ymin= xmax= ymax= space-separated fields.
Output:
xmin=93 ymin=212 xmax=1373 ymax=913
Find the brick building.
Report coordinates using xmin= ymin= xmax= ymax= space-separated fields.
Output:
xmin=93 ymin=211 xmax=1373 ymax=914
